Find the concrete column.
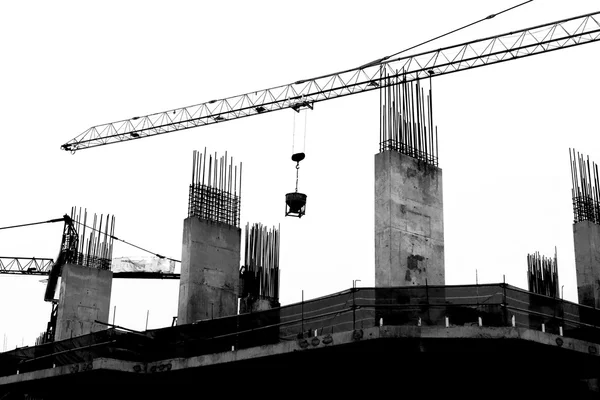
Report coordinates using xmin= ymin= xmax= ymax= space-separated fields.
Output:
xmin=375 ymin=151 xmax=444 ymax=286
xmin=55 ymin=264 xmax=112 ymax=341
xmin=178 ymin=217 xmax=241 ymax=325
xmin=574 ymin=221 xmax=600 ymax=307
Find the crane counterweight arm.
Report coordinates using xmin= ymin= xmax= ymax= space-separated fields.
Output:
xmin=61 ymin=11 xmax=600 ymax=152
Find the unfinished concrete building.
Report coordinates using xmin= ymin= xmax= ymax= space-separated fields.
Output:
xmin=5 ymin=84 xmax=600 ymax=399
xmin=4 ymin=11 xmax=600 ymax=397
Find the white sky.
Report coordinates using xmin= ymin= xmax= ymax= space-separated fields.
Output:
xmin=1 ymin=0 xmax=599 ymax=350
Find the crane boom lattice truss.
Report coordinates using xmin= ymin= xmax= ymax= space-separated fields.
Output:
xmin=0 ymin=257 xmax=54 ymax=275
xmin=61 ymin=11 xmax=600 ymax=152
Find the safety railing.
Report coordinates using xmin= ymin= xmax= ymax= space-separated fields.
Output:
xmin=2 ymin=284 xmax=600 ymax=377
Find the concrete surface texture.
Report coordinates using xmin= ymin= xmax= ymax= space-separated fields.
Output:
xmin=178 ymin=217 xmax=241 ymax=324
xmin=375 ymin=151 xmax=444 ymax=286
xmin=574 ymin=221 xmax=600 ymax=308
xmin=55 ymin=264 xmax=113 ymax=341
xmin=239 ymin=296 xmax=279 ymax=314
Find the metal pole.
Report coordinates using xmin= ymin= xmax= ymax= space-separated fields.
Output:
xmin=145 ymin=310 xmax=149 ymax=331
xmin=112 ymin=305 xmax=116 ymax=326
xmin=353 ymin=281 xmax=355 ymax=330
xmin=476 ymin=270 xmax=480 ymax=317
xmin=502 ymin=274 xmax=508 ymax=326
xmin=352 ymin=280 xmax=361 ymax=330
xmin=426 ymin=278 xmax=430 ymax=323
xmin=301 ymin=290 xmax=304 ymax=336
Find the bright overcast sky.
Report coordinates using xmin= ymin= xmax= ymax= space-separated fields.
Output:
xmin=1 ymin=0 xmax=599 ymax=349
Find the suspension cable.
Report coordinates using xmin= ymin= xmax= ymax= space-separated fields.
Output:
xmin=0 ymin=217 xmax=66 ymax=231
xmin=71 ymin=220 xmax=180 ymax=263
xmin=296 ymin=0 xmax=534 ymax=84
xmin=381 ymin=0 xmax=534 ymax=63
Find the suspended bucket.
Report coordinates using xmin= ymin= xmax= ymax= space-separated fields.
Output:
xmin=285 ymin=192 xmax=307 ymax=218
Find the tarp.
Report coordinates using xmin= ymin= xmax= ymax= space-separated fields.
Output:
xmin=111 ymin=256 xmax=176 ymax=273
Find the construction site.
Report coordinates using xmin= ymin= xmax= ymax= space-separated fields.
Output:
xmin=1 ymin=1 xmax=600 ymax=398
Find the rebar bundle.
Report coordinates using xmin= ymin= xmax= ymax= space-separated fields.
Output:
xmin=240 ymin=223 xmax=280 ymax=301
xmin=188 ymin=148 xmax=241 ymax=228
xmin=379 ymin=70 xmax=438 ymax=166
xmin=527 ymin=249 xmax=559 ymax=298
xmin=570 ymin=149 xmax=600 ymax=224
xmin=66 ymin=207 xmax=115 ymax=271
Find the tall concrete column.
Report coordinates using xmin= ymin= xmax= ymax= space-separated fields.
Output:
xmin=55 ymin=264 xmax=112 ymax=341
xmin=574 ymin=221 xmax=600 ymax=307
xmin=178 ymin=218 xmax=241 ymax=325
xmin=375 ymin=150 xmax=444 ymax=286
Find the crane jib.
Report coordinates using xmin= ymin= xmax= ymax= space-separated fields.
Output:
xmin=61 ymin=10 xmax=600 ymax=152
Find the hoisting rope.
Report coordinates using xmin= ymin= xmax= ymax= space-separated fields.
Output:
xmin=295 ymin=162 xmax=300 ymax=193
xmin=71 ymin=220 xmax=181 ymax=263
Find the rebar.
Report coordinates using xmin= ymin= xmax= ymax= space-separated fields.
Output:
xmin=239 ymin=223 xmax=280 ymax=301
xmin=527 ymin=249 xmax=559 ymax=298
xmin=570 ymin=149 xmax=600 ymax=224
xmin=379 ymin=70 xmax=438 ymax=166
xmin=188 ymin=148 xmax=241 ymax=227
xmin=66 ymin=207 xmax=115 ymax=271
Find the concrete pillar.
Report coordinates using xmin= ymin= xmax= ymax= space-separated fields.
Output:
xmin=375 ymin=151 xmax=444 ymax=286
xmin=574 ymin=221 xmax=600 ymax=307
xmin=55 ymin=264 xmax=112 ymax=341
xmin=178 ymin=217 xmax=241 ymax=325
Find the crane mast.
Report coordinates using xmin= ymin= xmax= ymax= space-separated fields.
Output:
xmin=61 ymin=10 xmax=600 ymax=152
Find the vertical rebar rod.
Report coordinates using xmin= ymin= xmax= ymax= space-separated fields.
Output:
xmin=379 ymin=77 xmax=437 ymax=166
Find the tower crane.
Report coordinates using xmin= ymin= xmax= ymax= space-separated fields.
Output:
xmin=61 ymin=10 xmax=600 ymax=152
